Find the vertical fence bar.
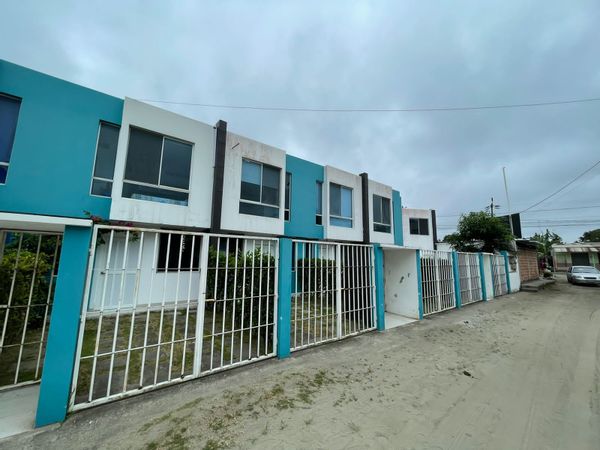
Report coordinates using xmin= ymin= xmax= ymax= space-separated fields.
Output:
xmin=335 ymin=244 xmax=342 ymax=339
xmin=452 ymin=251 xmax=462 ymax=309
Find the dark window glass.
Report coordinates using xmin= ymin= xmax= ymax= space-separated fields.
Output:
xmin=329 ymin=183 xmax=352 ymax=227
xmin=239 ymin=201 xmax=279 ymax=218
xmin=160 ymin=138 xmax=192 ymax=189
xmin=330 ymin=184 xmax=341 ymax=216
xmin=93 ymin=123 xmax=120 ymax=180
xmin=382 ymin=198 xmax=391 ymax=224
xmin=373 ymin=195 xmax=391 ymax=233
xmin=124 ymin=127 xmax=162 ymax=184
xmin=409 ymin=218 xmax=420 ymax=235
xmin=316 ymin=214 xmax=322 ymax=225
xmin=91 ymin=179 xmax=113 ymax=197
xmin=419 ymin=218 xmax=429 ymax=235
xmin=0 ymin=165 xmax=8 ymax=184
xmin=285 ymin=172 xmax=291 ymax=208
xmin=0 ymin=94 xmax=21 ymax=165
xmin=316 ymin=181 xmax=323 ymax=215
xmin=373 ymin=196 xmax=382 ymax=223
xmin=123 ymin=182 xmax=188 ymax=205
xmin=157 ymin=234 xmax=201 ymax=271
xmin=262 ymin=165 xmax=280 ymax=206
xmin=241 ymin=159 xmax=261 ymax=202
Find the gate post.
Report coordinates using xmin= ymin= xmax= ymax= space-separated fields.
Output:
xmin=478 ymin=253 xmax=488 ymax=301
xmin=490 ymin=256 xmax=497 ymax=298
xmin=373 ymin=244 xmax=385 ymax=331
xmin=276 ymin=238 xmax=292 ymax=359
xmin=452 ymin=252 xmax=462 ymax=309
xmin=502 ymin=251 xmax=511 ymax=294
xmin=416 ymin=250 xmax=423 ymax=319
xmin=36 ymin=225 xmax=93 ymax=427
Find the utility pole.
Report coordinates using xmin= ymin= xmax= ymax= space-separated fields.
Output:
xmin=489 ymin=197 xmax=495 ymax=217
xmin=502 ymin=167 xmax=514 ymax=234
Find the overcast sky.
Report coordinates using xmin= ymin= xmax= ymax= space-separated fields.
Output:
xmin=2 ymin=1 xmax=600 ymax=242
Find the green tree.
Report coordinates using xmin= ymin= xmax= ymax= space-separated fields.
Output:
xmin=578 ymin=228 xmax=600 ymax=242
xmin=443 ymin=211 xmax=513 ymax=253
xmin=530 ymin=229 xmax=563 ymax=260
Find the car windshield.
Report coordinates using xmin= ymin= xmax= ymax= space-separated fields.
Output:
xmin=573 ymin=267 xmax=600 ymax=274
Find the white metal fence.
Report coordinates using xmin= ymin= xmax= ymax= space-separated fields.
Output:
xmin=70 ymin=225 xmax=278 ymax=410
xmin=492 ymin=254 xmax=508 ymax=296
xmin=457 ymin=252 xmax=483 ymax=305
xmin=420 ymin=250 xmax=455 ymax=316
xmin=290 ymin=241 xmax=376 ymax=352
xmin=0 ymin=231 xmax=61 ymax=389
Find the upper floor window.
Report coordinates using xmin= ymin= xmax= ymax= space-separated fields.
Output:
xmin=239 ymin=158 xmax=280 ymax=218
xmin=91 ymin=122 xmax=120 ymax=197
xmin=329 ymin=183 xmax=352 ymax=228
xmin=316 ymin=181 xmax=323 ymax=225
xmin=409 ymin=218 xmax=429 ymax=235
xmin=0 ymin=94 xmax=22 ymax=184
xmin=284 ymin=172 xmax=291 ymax=221
xmin=123 ymin=127 xmax=192 ymax=206
xmin=373 ymin=195 xmax=391 ymax=233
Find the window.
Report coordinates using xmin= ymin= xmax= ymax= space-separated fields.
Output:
xmin=157 ymin=233 xmax=201 ymax=271
xmin=329 ymin=183 xmax=353 ymax=228
xmin=239 ymin=159 xmax=281 ymax=218
xmin=0 ymin=94 xmax=21 ymax=184
xmin=91 ymin=122 xmax=120 ymax=197
xmin=123 ymin=127 xmax=192 ymax=206
xmin=284 ymin=172 xmax=291 ymax=221
xmin=316 ymin=181 xmax=323 ymax=225
xmin=409 ymin=218 xmax=429 ymax=235
xmin=373 ymin=195 xmax=391 ymax=233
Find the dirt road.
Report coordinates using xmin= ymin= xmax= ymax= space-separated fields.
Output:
xmin=2 ymin=276 xmax=599 ymax=449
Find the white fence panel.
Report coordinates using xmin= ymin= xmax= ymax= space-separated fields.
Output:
xmin=457 ymin=252 xmax=483 ymax=305
xmin=492 ymin=254 xmax=508 ymax=296
xmin=70 ymin=225 xmax=278 ymax=411
xmin=420 ymin=250 xmax=455 ymax=316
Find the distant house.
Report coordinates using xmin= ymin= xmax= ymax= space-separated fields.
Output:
xmin=551 ymin=243 xmax=600 ymax=271
xmin=515 ymin=239 xmax=540 ymax=282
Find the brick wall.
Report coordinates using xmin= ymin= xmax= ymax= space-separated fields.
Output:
xmin=518 ymin=248 xmax=539 ymax=282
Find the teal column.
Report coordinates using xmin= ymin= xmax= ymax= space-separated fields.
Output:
xmin=416 ymin=250 xmax=423 ymax=319
xmin=478 ymin=253 xmax=488 ymax=301
xmin=502 ymin=250 xmax=511 ymax=293
xmin=373 ymin=244 xmax=385 ymax=331
xmin=452 ymin=252 xmax=462 ymax=308
xmin=36 ymin=225 xmax=92 ymax=427
xmin=277 ymin=238 xmax=292 ymax=359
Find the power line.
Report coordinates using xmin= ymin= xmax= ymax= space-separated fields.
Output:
xmin=139 ymin=96 xmax=600 ymax=113
xmin=437 ymin=204 xmax=600 ymax=218
xmin=520 ymin=159 xmax=600 ymax=213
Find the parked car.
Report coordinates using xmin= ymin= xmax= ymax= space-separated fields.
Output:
xmin=566 ymin=266 xmax=600 ymax=286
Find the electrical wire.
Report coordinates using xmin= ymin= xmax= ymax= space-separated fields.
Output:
xmin=139 ymin=96 xmax=600 ymax=113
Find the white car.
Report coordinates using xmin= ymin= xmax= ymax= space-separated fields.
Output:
xmin=566 ymin=266 xmax=600 ymax=286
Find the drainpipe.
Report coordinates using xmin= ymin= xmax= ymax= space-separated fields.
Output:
xmin=210 ymin=120 xmax=227 ymax=233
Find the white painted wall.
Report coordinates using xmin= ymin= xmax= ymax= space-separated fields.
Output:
xmin=508 ymin=253 xmax=521 ymax=292
xmin=88 ymin=232 xmax=201 ymax=311
xmin=482 ymin=253 xmax=494 ymax=300
xmin=323 ymin=166 xmax=363 ymax=242
xmin=402 ymin=208 xmax=434 ymax=250
xmin=383 ymin=248 xmax=420 ymax=319
xmin=368 ymin=180 xmax=394 ymax=245
xmin=220 ymin=132 xmax=286 ymax=236
xmin=110 ymin=98 xmax=215 ymax=228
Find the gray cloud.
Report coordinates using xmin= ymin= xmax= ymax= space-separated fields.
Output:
xmin=2 ymin=0 xmax=600 ymax=242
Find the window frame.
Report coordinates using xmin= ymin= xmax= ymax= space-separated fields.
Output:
xmin=284 ymin=172 xmax=291 ymax=221
xmin=329 ymin=182 xmax=353 ymax=228
xmin=372 ymin=194 xmax=392 ymax=233
xmin=122 ymin=126 xmax=193 ymax=205
xmin=0 ymin=92 xmax=22 ymax=185
xmin=90 ymin=121 xmax=121 ymax=198
xmin=409 ymin=217 xmax=429 ymax=236
xmin=315 ymin=181 xmax=323 ymax=226
xmin=239 ymin=158 xmax=281 ymax=218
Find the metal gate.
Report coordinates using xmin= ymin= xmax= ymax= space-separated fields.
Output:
xmin=290 ymin=241 xmax=376 ymax=352
xmin=420 ymin=250 xmax=455 ymax=316
xmin=457 ymin=252 xmax=483 ymax=305
xmin=492 ymin=254 xmax=508 ymax=296
xmin=0 ymin=231 xmax=61 ymax=389
xmin=70 ymin=225 xmax=278 ymax=410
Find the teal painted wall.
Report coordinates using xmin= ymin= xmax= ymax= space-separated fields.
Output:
xmin=0 ymin=60 xmax=123 ymax=219
xmin=284 ymin=154 xmax=324 ymax=240
xmin=36 ymin=226 xmax=93 ymax=426
xmin=392 ymin=190 xmax=403 ymax=246
xmin=373 ymin=244 xmax=385 ymax=330
xmin=277 ymin=238 xmax=292 ymax=358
